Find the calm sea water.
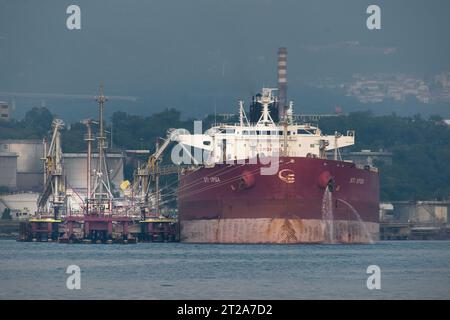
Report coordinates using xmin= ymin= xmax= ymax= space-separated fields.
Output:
xmin=0 ymin=240 xmax=449 ymax=299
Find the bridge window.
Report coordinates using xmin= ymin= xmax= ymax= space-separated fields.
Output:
xmin=243 ymin=131 xmax=249 ymax=135
xmin=298 ymin=129 xmax=316 ymax=134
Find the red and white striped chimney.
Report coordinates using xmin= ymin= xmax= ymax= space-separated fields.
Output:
xmin=277 ymin=47 xmax=288 ymax=120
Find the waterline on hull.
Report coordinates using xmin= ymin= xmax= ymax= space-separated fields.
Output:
xmin=180 ymin=218 xmax=379 ymax=244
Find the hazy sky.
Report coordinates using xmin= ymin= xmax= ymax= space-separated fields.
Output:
xmin=1 ymin=0 xmax=449 ymax=118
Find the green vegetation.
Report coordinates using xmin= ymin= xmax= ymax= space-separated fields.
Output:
xmin=111 ymin=109 xmax=193 ymax=151
xmin=0 ymin=107 xmax=53 ymax=139
xmin=1 ymin=108 xmax=449 ymax=202
xmin=318 ymin=111 xmax=450 ymax=201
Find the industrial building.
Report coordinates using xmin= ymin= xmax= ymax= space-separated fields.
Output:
xmin=0 ymin=140 xmax=124 ymax=194
xmin=325 ymin=149 xmax=393 ymax=166
xmin=63 ymin=152 xmax=124 ymax=193
xmin=15 ymin=87 xmax=178 ymax=243
xmin=0 ymin=152 xmax=18 ymax=189
xmin=0 ymin=139 xmax=44 ymax=191
xmin=324 ymin=149 xmax=393 ymax=166
xmin=346 ymin=149 xmax=393 ymax=166
xmin=63 ymin=152 xmax=125 ymax=212
xmin=380 ymin=201 xmax=450 ymax=240
xmin=387 ymin=201 xmax=448 ymax=224
xmin=0 ymin=140 xmax=125 ymax=219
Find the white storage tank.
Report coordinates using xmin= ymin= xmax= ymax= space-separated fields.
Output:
xmin=0 ymin=139 xmax=44 ymax=191
xmin=0 ymin=152 xmax=18 ymax=189
xmin=63 ymin=152 xmax=124 ymax=196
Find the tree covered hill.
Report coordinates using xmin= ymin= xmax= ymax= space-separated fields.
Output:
xmin=318 ymin=112 xmax=450 ymax=201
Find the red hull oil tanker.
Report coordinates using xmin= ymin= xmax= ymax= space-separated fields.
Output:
xmin=173 ymin=46 xmax=379 ymax=243
xmin=173 ymin=87 xmax=379 ymax=244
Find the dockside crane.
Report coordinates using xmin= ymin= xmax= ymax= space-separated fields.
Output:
xmin=133 ymin=129 xmax=181 ymax=218
xmin=37 ymin=119 xmax=66 ymax=219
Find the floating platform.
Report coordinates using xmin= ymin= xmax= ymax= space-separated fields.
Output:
xmin=18 ymin=218 xmax=62 ymax=242
xmin=18 ymin=216 xmax=179 ymax=244
xmin=139 ymin=217 xmax=179 ymax=242
xmin=62 ymin=215 xmax=134 ymax=243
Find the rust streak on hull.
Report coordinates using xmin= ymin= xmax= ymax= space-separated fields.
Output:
xmin=180 ymin=218 xmax=379 ymax=244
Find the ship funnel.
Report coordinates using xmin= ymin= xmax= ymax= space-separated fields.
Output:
xmin=277 ymin=47 xmax=288 ymax=120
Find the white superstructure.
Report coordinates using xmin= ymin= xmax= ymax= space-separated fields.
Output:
xmin=176 ymin=88 xmax=355 ymax=164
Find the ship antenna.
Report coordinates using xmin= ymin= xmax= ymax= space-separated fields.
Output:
xmin=239 ymin=100 xmax=243 ymax=127
xmin=214 ymin=98 xmax=217 ymax=126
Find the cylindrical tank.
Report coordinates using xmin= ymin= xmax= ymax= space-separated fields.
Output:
xmin=0 ymin=152 xmax=18 ymax=189
xmin=0 ymin=140 xmax=44 ymax=191
xmin=63 ymin=152 xmax=124 ymax=194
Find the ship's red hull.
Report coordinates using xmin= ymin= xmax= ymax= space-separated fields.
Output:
xmin=178 ymin=157 xmax=380 ymax=243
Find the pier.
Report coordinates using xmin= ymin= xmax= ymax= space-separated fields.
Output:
xmin=17 ymin=86 xmax=180 ymax=244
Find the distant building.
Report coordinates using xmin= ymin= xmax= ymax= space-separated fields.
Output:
xmin=312 ymin=73 xmax=450 ymax=104
xmin=380 ymin=201 xmax=450 ymax=240
xmin=328 ymin=149 xmax=393 ymax=166
xmin=346 ymin=149 xmax=393 ymax=166
xmin=0 ymin=102 xmax=9 ymax=120
xmin=388 ymin=201 xmax=449 ymax=225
